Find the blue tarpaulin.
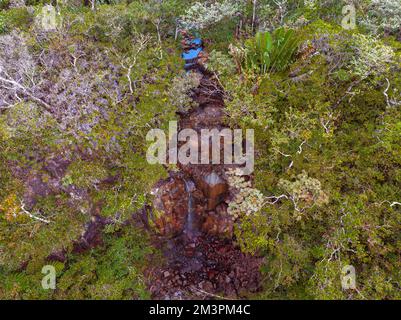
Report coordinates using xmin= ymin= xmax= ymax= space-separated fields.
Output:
xmin=182 ymin=38 xmax=203 ymax=69
xmin=182 ymin=47 xmax=202 ymax=60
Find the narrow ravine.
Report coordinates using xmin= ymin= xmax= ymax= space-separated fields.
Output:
xmin=145 ymin=34 xmax=263 ymax=300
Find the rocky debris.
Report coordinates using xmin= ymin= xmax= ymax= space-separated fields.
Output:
xmin=201 ymin=203 xmax=234 ymax=237
xmin=148 ymin=236 xmax=263 ymax=300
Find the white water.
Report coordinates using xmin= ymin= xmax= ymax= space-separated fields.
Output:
xmin=183 ymin=179 xmax=199 ymax=239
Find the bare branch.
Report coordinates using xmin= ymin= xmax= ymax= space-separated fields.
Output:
xmin=20 ymin=201 xmax=50 ymax=224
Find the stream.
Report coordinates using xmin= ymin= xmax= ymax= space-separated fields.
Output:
xmin=183 ymin=178 xmax=200 ymax=240
xmin=146 ymin=34 xmax=263 ymax=300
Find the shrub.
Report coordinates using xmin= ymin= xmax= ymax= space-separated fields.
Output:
xmin=361 ymin=0 xmax=401 ymax=35
xmin=205 ymin=50 xmax=236 ymax=76
xmin=1 ymin=7 xmax=34 ymax=31
xmin=226 ymin=168 xmax=264 ymax=219
xmin=278 ymin=171 xmax=328 ymax=214
xmin=0 ymin=14 xmax=7 ymax=34
xmin=0 ymin=0 xmax=10 ymax=10
xmin=349 ymin=34 xmax=394 ymax=78
xmin=244 ymin=27 xmax=300 ymax=73
xmin=179 ymin=0 xmax=241 ymax=30
xmin=168 ymin=71 xmax=202 ymax=113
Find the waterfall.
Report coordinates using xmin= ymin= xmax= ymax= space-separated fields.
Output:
xmin=183 ymin=178 xmax=199 ymax=239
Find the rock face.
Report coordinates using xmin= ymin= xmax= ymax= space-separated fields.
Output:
xmin=149 ymin=64 xmax=238 ymax=238
xmin=201 ymin=203 xmax=233 ymax=237
xmin=201 ymin=172 xmax=227 ymax=210
xmin=151 ymin=175 xmax=204 ymax=238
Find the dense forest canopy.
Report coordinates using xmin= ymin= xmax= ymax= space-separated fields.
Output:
xmin=0 ymin=0 xmax=400 ymax=300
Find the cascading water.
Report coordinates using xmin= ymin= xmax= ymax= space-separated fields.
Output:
xmin=183 ymin=178 xmax=199 ymax=239
xmin=147 ymin=32 xmax=262 ymax=299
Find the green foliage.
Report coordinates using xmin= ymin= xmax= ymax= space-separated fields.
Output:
xmin=0 ymin=226 xmax=156 ymax=299
xmin=0 ymin=2 xmax=180 ymax=299
xmin=206 ymin=50 xmax=236 ymax=76
xmin=0 ymin=0 xmax=400 ymax=301
xmin=223 ymin=12 xmax=401 ymax=299
xmin=63 ymin=161 xmax=109 ymax=188
xmin=54 ymin=228 xmax=155 ymax=300
xmin=361 ymin=0 xmax=401 ymax=35
xmin=226 ymin=168 xmax=264 ymax=219
xmin=168 ymin=71 xmax=202 ymax=113
xmin=0 ymin=7 xmax=33 ymax=32
xmin=179 ymin=0 xmax=240 ymax=30
xmin=0 ymin=0 xmax=10 ymax=10
xmin=245 ymin=28 xmax=300 ymax=73
xmin=349 ymin=33 xmax=394 ymax=78
xmin=0 ymin=13 xmax=7 ymax=33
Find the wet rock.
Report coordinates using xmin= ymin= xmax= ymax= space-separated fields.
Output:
xmin=150 ymin=176 xmax=190 ymax=238
xmin=201 ymin=204 xmax=234 ymax=238
xmin=201 ymin=172 xmax=227 ymax=210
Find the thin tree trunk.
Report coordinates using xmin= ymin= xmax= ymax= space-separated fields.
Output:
xmin=251 ymin=0 xmax=257 ymax=32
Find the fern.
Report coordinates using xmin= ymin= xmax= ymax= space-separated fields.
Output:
xmin=245 ymin=28 xmax=300 ymax=74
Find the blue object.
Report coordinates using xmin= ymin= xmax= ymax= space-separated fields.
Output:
xmin=182 ymin=38 xmax=203 ymax=69
xmin=182 ymin=47 xmax=202 ymax=60
xmin=192 ymin=38 xmax=202 ymax=46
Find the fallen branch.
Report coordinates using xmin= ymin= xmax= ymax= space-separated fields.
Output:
xmin=384 ymin=78 xmax=391 ymax=108
xmin=20 ymin=201 xmax=50 ymax=224
xmin=378 ymin=200 xmax=401 ymax=208
xmin=0 ymin=75 xmax=53 ymax=113
xmin=190 ymin=286 xmax=234 ymax=300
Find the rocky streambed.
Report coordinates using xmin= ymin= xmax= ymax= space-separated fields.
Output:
xmin=144 ymin=36 xmax=263 ymax=300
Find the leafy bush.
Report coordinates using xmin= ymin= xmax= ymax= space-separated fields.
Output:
xmin=0 ymin=7 xmax=34 ymax=31
xmin=226 ymin=168 xmax=264 ymax=219
xmin=0 ymin=0 xmax=10 ymax=10
xmin=361 ymin=0 xmax=401 ymax=35
xmin=0 ymin=14 xmax=7 ymax=34
xmin=205 ymin=49 xmax=236 ymax=76
xmin=349 ymin=33 xmax=394 ymax=78
xmin=179 ymin=0 xmax=241 ymax=30
xmin=168 ymin=71 xmax=202 ymax=113
xmin=244 ymin=27 xmax=300 ymax=73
